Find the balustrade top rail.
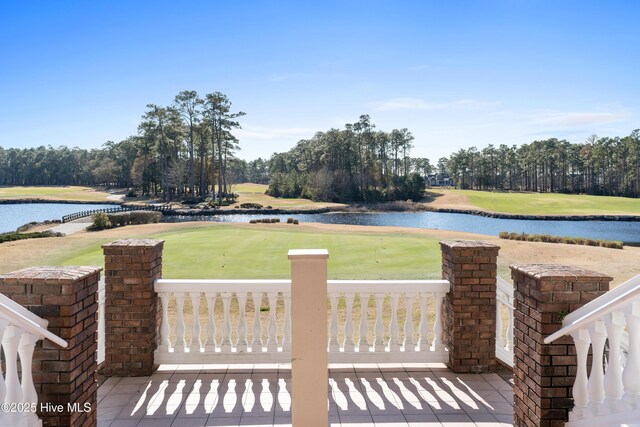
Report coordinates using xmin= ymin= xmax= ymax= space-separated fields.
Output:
xmin=155 ymin=279 xmax=450 ymax=293
xmin=545 ymin=273 xmax=640 ymax=344
xmin=61 ymin=204 xmax=171 ymax=222
xmin=0 ymin=293 xmax=67 ymax=348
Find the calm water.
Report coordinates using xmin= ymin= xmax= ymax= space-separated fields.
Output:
xmin=0 ymin=203 xmax=111 ymax=233
xmin=1 ymin=203 xmax=638 ymax=244
xmin=165 ymin=211 xmax=640 ymax=244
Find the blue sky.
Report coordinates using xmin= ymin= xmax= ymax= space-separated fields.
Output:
xmin=1 ymin=0 xmax=638 ymax=161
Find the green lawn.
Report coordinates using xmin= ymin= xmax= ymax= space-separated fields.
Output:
xmin=0 ymin=185 xmax=114 ymax=202
xmin=432 ymin=189 xmax=640 ymax=215
xmin=55 ymin=224 xmax=441 ymax=279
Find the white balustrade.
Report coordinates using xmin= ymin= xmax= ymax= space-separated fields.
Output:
xmin=154 ymin=279 xmax=450 ymax=364
xmin=544 ymin=274 xmax=640 ymax=426
xmin=97 ymin=277 xmax=106 ymax=364
xmin=496 ymin=276 xmax=514 ymax=367
xmin=0 ymin=292 xmax=68 ymax=427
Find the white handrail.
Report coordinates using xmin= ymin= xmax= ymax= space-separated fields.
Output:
xmin=545 ymin=274 xmax=640 ymax=344
xmin=0 ymin=294 xmax=68 ymax=348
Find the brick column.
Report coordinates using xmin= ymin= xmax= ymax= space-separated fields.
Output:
xmin=101 ymin=238 xmax=163 ymax=376
xmin=511 ymin=265 xmax=611 ymax=427
xmin=440 ymin=240 xmax=500 ymax=373
xmin=0 ymin=266 xmax=101 ymax=427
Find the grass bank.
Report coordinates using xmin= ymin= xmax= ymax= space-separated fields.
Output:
xmin=429 ymin=189 xmax=640 ymax=215
xmin=0 ymin=185 xmax=116 ymax=202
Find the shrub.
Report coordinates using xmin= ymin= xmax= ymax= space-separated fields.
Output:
xmin=126 ymin=190 xmax=137 ymax=198
xmin=499 ymin=231 xmax=623 ymax=249
xmin=240 ymin=203 xmax=263 ymax=209
xmin=0 ymin=231 xmax=63 ymax=244
xmin=90 ymin=210 xmax=160 ymax=230
xmin=90 ymin=212 xmax=112 ymax=230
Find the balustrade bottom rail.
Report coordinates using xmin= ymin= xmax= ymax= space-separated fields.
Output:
xmin=153 ymin=279 xmax=450 ymax=365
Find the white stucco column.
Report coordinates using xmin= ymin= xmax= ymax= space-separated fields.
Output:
xmin=288 ymin=249 xmax=329 ymax=427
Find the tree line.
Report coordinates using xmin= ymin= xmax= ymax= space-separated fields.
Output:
xmin=267 ymin=115 xmax=429 ymax=202
xmin=445 ymin=131 xmax=640 ymax=197
xmin=0 ymin=91 xmax=269 ymax=201
xmin=1 ymin=105 xmax=639 ymax=200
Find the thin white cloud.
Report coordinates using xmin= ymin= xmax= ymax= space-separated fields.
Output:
xmin=371 ymin=97 xmax=499 ymax=112
xmin=530 ymin=111 xmax=630 ymax=127
xmin=235 ymin=125 xmax=314 ymax=140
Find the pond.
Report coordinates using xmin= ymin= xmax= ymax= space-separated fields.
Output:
xmin=164 ymin=211 xmax=640 ymax=244
xmin=1 ymin=203 xmax=638 ymax=244
xmin=0 ymin=203 xmax=113 ymax=233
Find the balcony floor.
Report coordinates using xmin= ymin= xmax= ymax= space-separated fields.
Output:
xmin=98 ymin=363 xmax=513 ymax=427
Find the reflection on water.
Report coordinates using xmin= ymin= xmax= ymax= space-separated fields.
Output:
xmin=165 ymin=211 xmax=640 ymax=244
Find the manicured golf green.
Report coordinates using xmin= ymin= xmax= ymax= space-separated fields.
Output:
xmin=432 ymin=189 xmax=640 ymax=215
xmin=56 ymin=224 xmax=441 ymax=279
xmin=0 ymin=185 xmax=114 ymax=202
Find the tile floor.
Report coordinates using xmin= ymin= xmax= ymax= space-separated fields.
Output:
xmin=97 ymin=363 xmax=513 ymax=426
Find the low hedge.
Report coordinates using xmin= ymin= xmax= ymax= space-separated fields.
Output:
xmin=240 ymin=203 xmax=263 ymax=209
xmin=0 ymin=231 xmax=63 ymax=244
xmin=90 ymin=211 xmax=161 ymax=230
xmin=499 ymin=231 xmax=623 ymax=249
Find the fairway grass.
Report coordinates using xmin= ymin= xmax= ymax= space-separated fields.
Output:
xmin=55 ymin=223 xmax=441 ymax=279
xmin=430 ymin=189 xmax=640 ymax=215
xmin=0 ymin=185 xmax=115 ymax=202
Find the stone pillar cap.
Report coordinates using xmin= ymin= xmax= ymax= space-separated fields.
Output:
xmin=288 ymin=249 xmax=329 ymax=260
xmin=0 ymin=266 xmax=102 ymax=283
xmin=102 ymin=238 xmax=165 ymax=248
xmin=440 ymin=240 xmax=500 ymax=249
xmin=510 ymin=264 xmax=613 ymax=281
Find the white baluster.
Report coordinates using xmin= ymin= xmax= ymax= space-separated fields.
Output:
xmin=588 ymin=320 xmax=607 ymax=414
xmin=282 ymin=294 xmax=291 ymax=352
xmin=221 ymin=293 xmax=232 ymax=352
xmin=419 ymin=294 xmax=429 ymax=351
xmin=374 ymin=293 xmax=385 ymax=352
xmin=175 ymin=293 xmax=187 ymax=352
xmin=18 ymin=332 xmax=39 ymax=425
xmin=404 ymin=293 xmax=415 ymax=352
xmin=432 ymin=292 xmax=445 ymax=351
xmin=190 ymin=293 xmax=202 ymax=352
xmin=388 ymin=293 xmax=401 ymax=352
xmin=252 ymin=292 xmax=263 ymax=352
xmin=267 ymin=292 xmax=279 ymax=352
xmin=604 ymin=311 xmax=625 ymax=409
xmin=0 ymin=320 xmax=7 ymax=401
xmin=496 ymin=294 xmax=505 ymax=349
xmin=158 ymin=293 xmax=171 ymax=352
xmin=237 ymin=293 xmax=248 ymax=352
xmin=205 ymin=293 xmax=217 ymax=352
xmin=3 ymin=326 xmax=23 ymax=404
xmin=329 ymin=295 xmax=339 ymax=352
xmin=344 ymin=293 xmax=355 ymax=352
xmin=571 ymin=328 xmax=591 ymax=421
xmin=623 ymin=302 xmax=640 ymax=408
xmin=506 ymin=296 xmax=514 ymax=352
xmin=358 ymin=293 xmax=370 ymax=352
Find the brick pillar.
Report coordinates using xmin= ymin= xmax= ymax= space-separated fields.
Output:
xmin=0 ymin=266 xmax=101 ymax=427
xmin=440 ymin=240 xmax=500 ymax=373
xmin=101 ymin=238 xmax=163 ymax=376
xmin=511 ymin=265 xmax=611 ymax=427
